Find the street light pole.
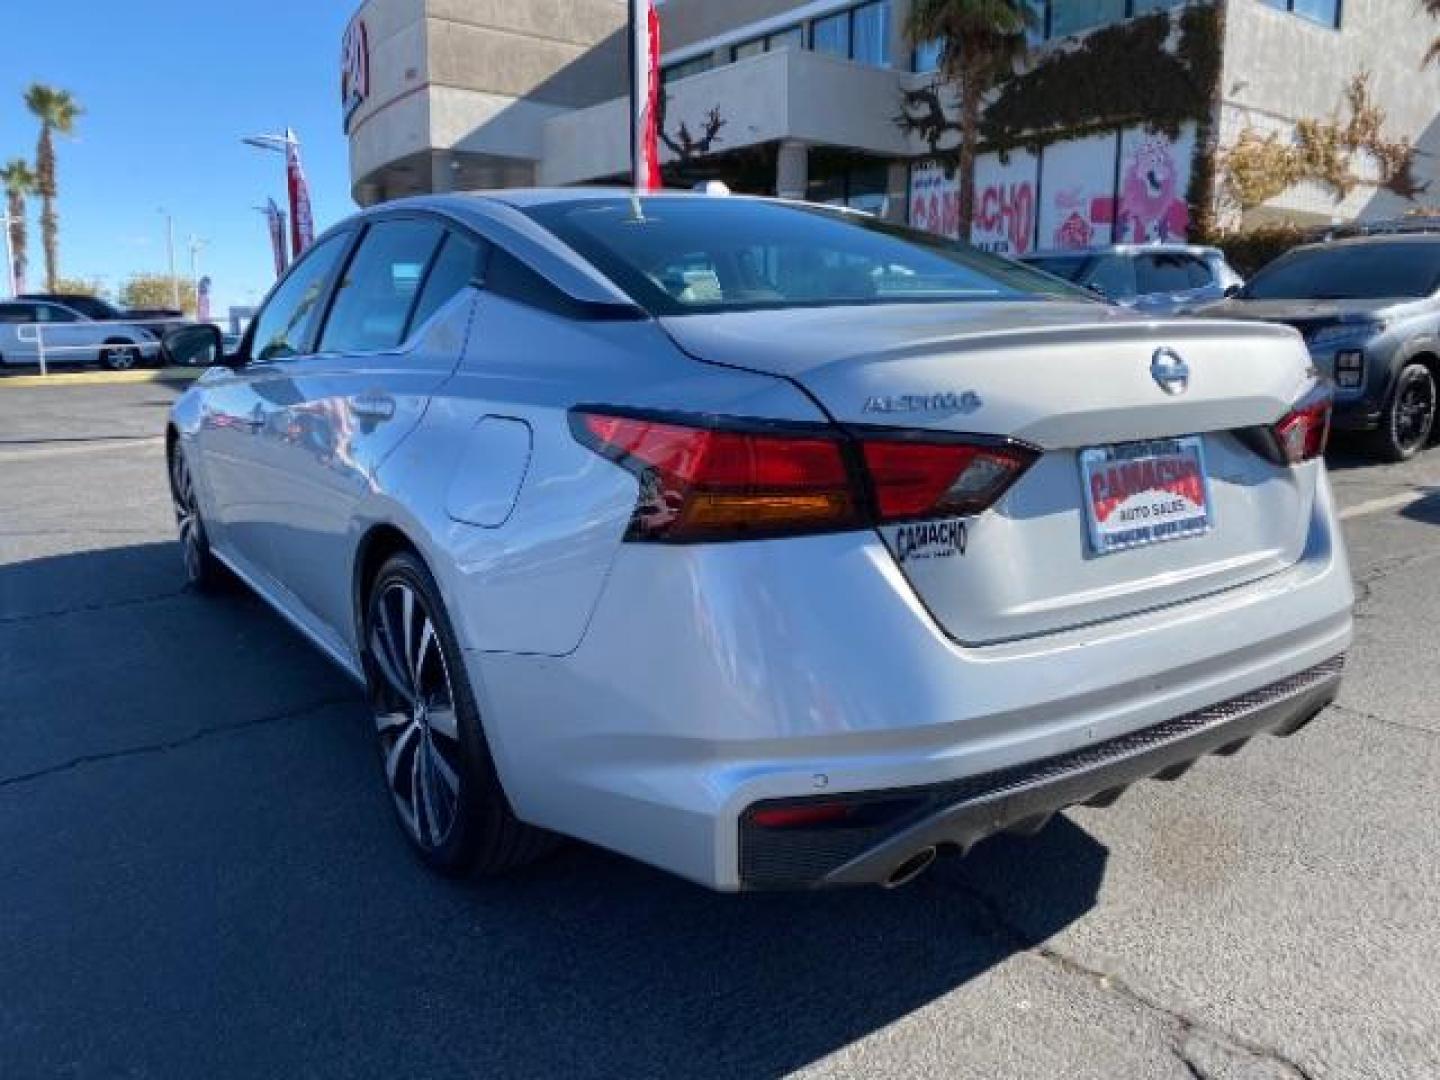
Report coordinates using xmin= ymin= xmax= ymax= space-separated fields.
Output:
xmin=159 ymin=208 xmax=178 ymax=309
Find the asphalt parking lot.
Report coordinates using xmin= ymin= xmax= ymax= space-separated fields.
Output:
xmin=1 ymin=378 xmax=1437 ymax=1080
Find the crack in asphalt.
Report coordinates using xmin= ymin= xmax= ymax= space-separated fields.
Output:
xmin=0 ymin=696 xmax=356 ymax=792
xmin=1349 ymin=547 xmax=1440 ymax=620
xmin=1330 ymin=702 xmax=1437 ymax=740
xmin=950 ymin=878 xmax=1318 ymax=1080
xmin=0 ymin=588 xmax=188 ymax=626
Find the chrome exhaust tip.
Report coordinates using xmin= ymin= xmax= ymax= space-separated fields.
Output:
xmin=882 ymin=845 xmax=938 ymax=889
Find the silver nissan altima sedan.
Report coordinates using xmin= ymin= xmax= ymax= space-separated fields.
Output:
xmin=163 ymin=190 xmax=1353 ymax=890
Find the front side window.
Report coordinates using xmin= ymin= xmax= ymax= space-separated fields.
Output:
xmin=0 ymin=304 xmax=32 ymax=324
xmin=249 ymin=232 xmax=349 ymax=362
xmin=768 ymin=26 xmax=804 ymax=51
xmin=320 ymin=219 xmax=446 ymax=354
xmin=524 ymin=197 xmax=1088 ymax=316
xmin=732 ymin=38 xmax=765 ymax=61
xmin=1243 ymin=243 xmax=1440 ymax=301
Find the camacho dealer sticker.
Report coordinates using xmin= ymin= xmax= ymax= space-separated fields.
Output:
xmin=894 ymin=519 xmax=969 ymax=563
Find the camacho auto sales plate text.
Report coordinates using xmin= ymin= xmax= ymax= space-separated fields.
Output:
xmin=1080 ymin=436 xmax=1213 ymax=555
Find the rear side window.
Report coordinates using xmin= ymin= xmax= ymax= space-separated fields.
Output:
xmin=251 ymin=232 xmax=349 ymax=362
xmin=1085 ymin=256 xmax=1135 ymax=300
xmin=407 ymin=231 xmax=486 ymax=333
xmin=0 ymin=304 xmax=34 ymax=323
xmin=320 ymin=219 xmax=445 ymax=354
xmin=1183 ymin=257 xmax=1214 ymax=289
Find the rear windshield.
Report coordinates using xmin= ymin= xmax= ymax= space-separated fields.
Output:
xmin=1244 ymin=242 xmax=1440 ymax=300
xmin=521 ymin=197 xmax=1089 ymax=316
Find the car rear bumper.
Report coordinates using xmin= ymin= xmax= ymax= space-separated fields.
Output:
xmin=468 ymin=471 xmax=1353 ymax=891
xmin=740 ymin=655 xmax=1342 ymax=889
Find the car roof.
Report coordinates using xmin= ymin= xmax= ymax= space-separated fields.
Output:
xmin=1295 ymin=233 xmax=1440 ymax=251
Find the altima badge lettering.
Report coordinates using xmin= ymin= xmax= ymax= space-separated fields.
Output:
xmin=863 ymin=391 xmax=982 ymax=415
xmin=895 ymin=519 xmax=969 ymax=563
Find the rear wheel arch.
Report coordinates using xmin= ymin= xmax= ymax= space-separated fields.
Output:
xmin=352 ymin=523 xmax=422 ymax=653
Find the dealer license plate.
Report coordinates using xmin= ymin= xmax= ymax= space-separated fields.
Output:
xmin=1079 ymin=436 xmax=1213 ymax=555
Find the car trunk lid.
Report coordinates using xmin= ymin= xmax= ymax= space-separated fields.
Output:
xmin=661 ymin=301 xmax=1321 ymax=644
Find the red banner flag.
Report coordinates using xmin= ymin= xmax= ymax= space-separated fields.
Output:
xmin=630 ymin=0 xmax=661 ymax=191
xmin=266 ymin=198 xmax=289 ymax=278
xmin=285 ymin=129 xmax=315 ymax=258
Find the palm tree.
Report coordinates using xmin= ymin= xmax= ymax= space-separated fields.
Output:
xmin=1426 ymin=0 xmax=1440 ymax=67
xmin=24 ymin=84 xmax=82 ymax=291
xmin=1 ymin=159 xmax=36 ymax=293
xmin=906 ymin=0 xmax=1031 ymax=237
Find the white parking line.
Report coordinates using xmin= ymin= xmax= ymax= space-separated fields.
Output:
xmin=1339 ymin=489 xmax=1437 ymax=521
xmin=0 ymin=436 xmax=163 ymax=464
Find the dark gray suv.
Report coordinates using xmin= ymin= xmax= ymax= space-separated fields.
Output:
xmin=1205 ymin=235 xmax=1440 ymax=461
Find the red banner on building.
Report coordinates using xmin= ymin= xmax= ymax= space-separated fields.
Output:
xmin=285 ymin=129 xmax=315 ymax=258
xmin=629 ymin=0 xmax=661 ymax=191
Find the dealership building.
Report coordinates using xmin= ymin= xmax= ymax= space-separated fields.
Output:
xmin=343 ymin=0 xmax=1440 ymax=252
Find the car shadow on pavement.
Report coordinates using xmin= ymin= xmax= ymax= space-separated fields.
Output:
xmin=0 ymin=540 xmax=1108 ymax=1080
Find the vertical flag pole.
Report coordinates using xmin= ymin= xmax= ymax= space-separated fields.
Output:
xmin=629 ymin=0 xmax=661 ymax=195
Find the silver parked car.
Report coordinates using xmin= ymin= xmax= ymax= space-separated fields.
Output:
xmin=163 ymin=191 xmax=1352 ymax=891
xmin=0 ymin=299 xmax=162 ymax=371
xmin=1021 ymin=244 xmax=1243 ymax=316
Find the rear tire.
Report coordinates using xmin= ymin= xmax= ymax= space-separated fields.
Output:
xmin=363 ymin=550 xmax=557 ymax=877
xmin=99 ymin=340 xmax=142 ymax=371
xmin=1371 ymin=363 xmax=1436 ymax=462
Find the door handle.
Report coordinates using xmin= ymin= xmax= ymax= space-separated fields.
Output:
xmin=349 ymin=394 xmax=396 ymax=421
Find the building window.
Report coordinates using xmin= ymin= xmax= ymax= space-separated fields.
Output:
xmin=812 ymin=11 xmax=851 ymax=57
xmin=808 ymin=162 xmax=891 ymax=215
xmin=768 ymin=26 xmax=804 ymax=51
xmin=913 ymin=37 xmax=942 ymax=73
xmin=1265 ymin=0 xmax=1341 ymax=27
xmin=731 ymin=37 xmax=766 ymax=61
xmin=1048 ymin=0 xmax=1126 ymax=38
xmin=851 ymin=1 xmax=892 ymax=67
xmin=662 ymin=54 xmax=714 ymax=84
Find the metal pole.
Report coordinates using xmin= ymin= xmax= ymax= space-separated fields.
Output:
xmin=165 ymin=212 xmax=179 ymax=309
xmin=36 ymin=325 xmax=46 ymax=377
xmin=0 ymin=213 xmax=16 ymax=298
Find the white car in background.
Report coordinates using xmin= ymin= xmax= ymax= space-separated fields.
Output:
xmin=0 ymin=298 xmax=161 ymax=371
xmin=162 ymin=191 xmax=1353 ymax=891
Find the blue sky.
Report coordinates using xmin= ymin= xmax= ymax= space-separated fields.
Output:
xmin=0 ymin=0 xmax=355 ymax=313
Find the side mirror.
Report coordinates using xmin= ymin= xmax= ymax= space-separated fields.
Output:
xmin=1224 ymin=284 xmax=1244 ymax=299
xmin=162 ymin=323 xmax=232 ymax=369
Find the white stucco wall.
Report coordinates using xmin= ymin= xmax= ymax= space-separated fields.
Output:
xmin=1219 ymin=0 xmax=1440 ymax=225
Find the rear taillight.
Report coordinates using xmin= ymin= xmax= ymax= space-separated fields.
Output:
xmin=571 ymin=408 xmax=1037 ymax=541
xmin=861 ymin=438 xmax=1036 ymax=522
xmin=1270 ymin=385 xmax=1333 ymax=465
xmin=571 ymin=412 xmax=861 ymax=540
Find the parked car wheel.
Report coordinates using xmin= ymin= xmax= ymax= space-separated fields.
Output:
xmin=99 ymin=339 xmax=142 ymax=371
xmin=1373 ymin=362 xmax=1437 ymax=462
xmin=168 ymin=442 xmax=226 ymax=590
xmin=363 ymin=550 xmax=556 ymax=877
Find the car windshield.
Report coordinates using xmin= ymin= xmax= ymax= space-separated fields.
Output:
xmin=1244 ymin=242 xmax=1440 ymax=300
xmin=522 ymin=197 xmax=1090 ymax=315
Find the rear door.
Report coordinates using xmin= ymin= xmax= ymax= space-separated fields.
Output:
xmin=254 ymin=215 xmax=485 ymax=639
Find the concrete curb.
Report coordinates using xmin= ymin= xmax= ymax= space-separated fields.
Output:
xmin=0 ymin=367 xmax=204 ymax=389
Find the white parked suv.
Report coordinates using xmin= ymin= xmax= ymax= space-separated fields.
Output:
xmin=161 ymin=191 xmax=1354 ymax=890
xmin=0 ymin=299 xmax=161 ymax=371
